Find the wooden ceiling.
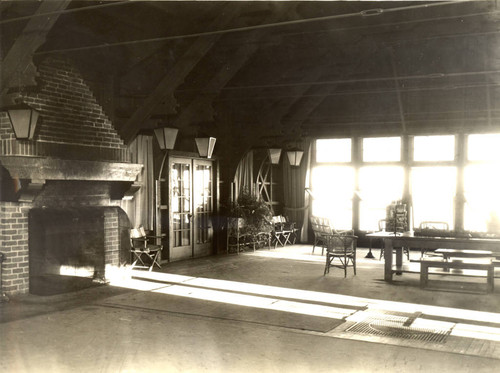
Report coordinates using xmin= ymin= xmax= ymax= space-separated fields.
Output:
xmin=2 ymin=1 xmax=500 ymax=150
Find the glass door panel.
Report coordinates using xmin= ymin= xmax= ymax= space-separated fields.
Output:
xmin=169 ymin=157 xmax=193 ymax=261
xmin=193 ymin=160 xmax=213 ymax=256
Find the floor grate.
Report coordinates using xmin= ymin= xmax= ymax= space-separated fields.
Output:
xmin=346 ymin=318 xmax=450 ymax=343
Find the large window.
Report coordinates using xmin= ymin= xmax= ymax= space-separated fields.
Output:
xmin=411 ymin=167 xmax=456 ymax=228
xmin=311 ymin=133 xmax=500 ymax=234
xmin=359 ymin=137 xmax=403 ymax=230
xmin=414 ymin=135 xmax=455 ymax=161
xmin=312 ymin=165 xmax=354 ymax=230
xmin=316 ymin=138 xmax=351 ymax=163
xmin=359 ymin=166 xmax=404 ymax=230
xmin=464 ymin=134 xmax=500 ymax=232
xmin=363 ymin=137 xmax=401 ymax=162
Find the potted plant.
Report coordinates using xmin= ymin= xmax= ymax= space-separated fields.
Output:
xmin=227 ymin=189 xmax=273 ymax=251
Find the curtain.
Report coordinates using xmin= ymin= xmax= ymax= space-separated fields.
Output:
xmin=121 ymin=135 xmax=155 ymax=230
xmin=233 ymin=150 xmax=254 ymax=201
xmin=283 ymin=141 xmax=312 ymax=243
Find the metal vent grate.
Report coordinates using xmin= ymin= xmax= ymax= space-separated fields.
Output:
xmin=347 ymin=318 xmax=450 ymax=343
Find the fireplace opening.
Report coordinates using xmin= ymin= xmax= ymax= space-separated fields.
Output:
xmin=29 ymin=206 xmax=130 ymax=295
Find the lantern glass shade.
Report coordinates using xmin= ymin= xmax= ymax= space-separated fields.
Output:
xmin=286 ymin=149 xmax=304 ymax=167
xmin=154 ymin=127 xmax=178 ymax=150
xmin=195 ymin=137 xmax=216 ymax=158
xmin=268 ymin=148 xmax=282 ymax=165
xmin=7 ymin=105 xmax=39 ymax=140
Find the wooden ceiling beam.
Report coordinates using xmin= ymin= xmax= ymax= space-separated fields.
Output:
xmin=171 ymin=15 xmax=279 ymax=129
xmin=119 ymin=4 xmax=241 ymax=144
xmin=1 ymin=0 xmax=71 ymax=97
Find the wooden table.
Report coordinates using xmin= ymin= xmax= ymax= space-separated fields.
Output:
xmin=367 ymin=231 xmax=500 ymax=281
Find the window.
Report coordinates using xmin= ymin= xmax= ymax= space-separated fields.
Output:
xmin=311 ymin=165 xmax=354 ymax=230
xmin=359 ymin=166 xmax=404 ymax=231
xmin=316 ymin=138 xmax=351 ymax=163
xmin=464 ymin=134 xmax=500 ymax=232
xmin=464 ymin=165 xmax=500 ymax=232
xmin=468 ymin=133 xmax=500 ymax=161
xmin=414 ymin=135 xmax=455 ymax=161
xmin=363 ymin=137 xmax=401 ymax=162
xmin=411 ymin=167 xmax=456 ymax=228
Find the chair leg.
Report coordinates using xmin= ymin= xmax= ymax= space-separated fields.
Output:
xmin=324 ymin=255 xmax=330 ymax=275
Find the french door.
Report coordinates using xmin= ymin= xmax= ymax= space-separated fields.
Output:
xmin=168 ymin=156 xmax=214 ymax=261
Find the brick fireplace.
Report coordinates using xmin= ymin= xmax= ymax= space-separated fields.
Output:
xmin=0 ymin=56 xmax=142 ymax=296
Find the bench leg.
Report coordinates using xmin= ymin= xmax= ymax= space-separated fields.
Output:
xmin=420 ymin=264 xmax=429 ymax=288
xmin=487 ymin=266 xmax=494 ymax=293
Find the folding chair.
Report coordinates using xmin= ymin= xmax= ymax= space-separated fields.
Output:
xmin=130 ymin=227 xmax=163 ymax=271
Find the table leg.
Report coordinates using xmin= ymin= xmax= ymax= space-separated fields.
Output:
xmin=384 ymin=238 xmax=393 ymax=281
xmin=395 ymin=247 xmax=403 ymax=275
xmin=365 ymin=237 xmax=375 ymax=259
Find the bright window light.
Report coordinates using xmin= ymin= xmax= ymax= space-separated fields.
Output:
xmin=363 ymin=137 xmax=401 ymax=162
xmin=411 ymin=166 xmax=456 ymax=228
xmin=414 ymin=135 xmax=455 ymax=161
xmin=316 ymin=138 xmax=351 ymax=162
xmin=359 ymin=166 xmax=404 ymax=230
xmin=464 ymin=164 xmax=500 ymax=232
xmin=468 ymin=133 xmax=500 ymax=161
xmin=311 ymin=165 xmax=354 ymax=229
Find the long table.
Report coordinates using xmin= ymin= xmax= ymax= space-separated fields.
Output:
xmin=366 ymin=231 xmax=500 ymax=281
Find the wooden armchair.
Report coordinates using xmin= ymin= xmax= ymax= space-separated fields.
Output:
xmin=324 ymin=232 xmax=357 ymax=277
xmin=310 ymin=216 xmax=333 ymax=255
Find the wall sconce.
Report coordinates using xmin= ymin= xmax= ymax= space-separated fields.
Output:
xmin=154 ymin=126 xmax=178 ymax=151
xmin=286 ymin=148 xmax=304 ymax=167
xmin=154 ymin=126 xmax=178 ymax=181
xmin=5 ymin=103 xmax=39 ymax=140
xmin=195 ymin=137 xmax=216 ymax=158
xmin=268 ymin=148 xmax=282 ymax=165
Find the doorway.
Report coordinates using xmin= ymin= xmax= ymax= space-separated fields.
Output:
xmin=167 ymin=156 xmax=215 ymax=261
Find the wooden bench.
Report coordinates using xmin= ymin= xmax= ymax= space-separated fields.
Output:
xmin=420 ymin=258 xmax=495 ymax=292
xmin=435 ymin=248 xmax=494 ymax=260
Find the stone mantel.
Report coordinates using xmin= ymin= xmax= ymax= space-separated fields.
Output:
xmin=0 ymin=156 xmax=143 ymax=202
xmin=0 ymin=156 xmax=142 ymax=182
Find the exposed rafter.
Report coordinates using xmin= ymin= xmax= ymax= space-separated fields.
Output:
xmin=119 ymin=3 xmax=241 ymax=143
xmin=1 ymin=0 xmax=71 ymax=97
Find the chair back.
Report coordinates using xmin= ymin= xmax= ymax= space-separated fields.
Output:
xmin=310 ymin=216 xmax=333 ymax=236
xmin=378 ymin=219 xmax=387 ymax=231
xmin=130 ymin=227 xmax=148 ymax=250
xmin=325 ymin=233 xmax=357 ymax=255
xmin=419 ymin=221 xmax=449 ymax=231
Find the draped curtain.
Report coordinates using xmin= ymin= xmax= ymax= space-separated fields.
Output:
xmin=233 ymin=150 xmax=254 ymax=201
xmin=121 ymin=135 xmax=155 ymax=230
xmin=283 ymin=141 xmax=312 ymax=242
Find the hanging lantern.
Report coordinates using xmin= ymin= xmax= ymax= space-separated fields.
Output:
xmin=268 ymin=148 xmax=282 ymax=165
xmin=5 ymin=103 xmax=39 ymax=140
xmin=286 ymin=149 xmax=304 ymax=167
xmin=154 ymin=126 xmax=178 ymax=150
xmin=195 ymin=137 xmax=216 ymax=158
